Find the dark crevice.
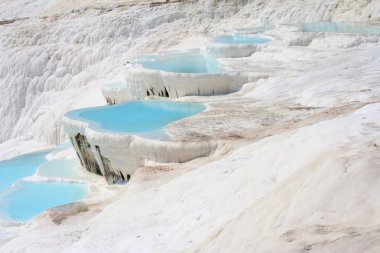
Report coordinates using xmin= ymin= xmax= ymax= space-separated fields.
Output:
xmin=70 ymin=137 xmax=84 ymax=166
xmin=164 ymin=87 xmax=169 ymax=97
xmin=74 ymin=133 xmax=102 ymax=175
xmin=0 ymin=19 xmax=15 ymax=25
xmin=120 ymin=171 xmax=125 ymax=181
xmin=106 ymin=97 xmax=115 ymax=105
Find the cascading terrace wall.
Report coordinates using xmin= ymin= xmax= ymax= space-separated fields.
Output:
xmin=63 ymin=115 xmax=216 ymax=183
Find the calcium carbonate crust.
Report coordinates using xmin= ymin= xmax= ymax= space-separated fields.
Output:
xmin=62 ymin=113 xmax=216 ymax=184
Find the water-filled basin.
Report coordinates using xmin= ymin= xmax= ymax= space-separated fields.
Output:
xmin=65 ymin=100 xmax=206 ymax=135
xmin=0 ymin=152 xmax=88 ymax=222
xmin=298 ymin=22 xmax=380 ymax=34
xmin=0 ymin=182 xmax=87 ymax=221
xmin=37 ymin=158 xmax=81 ymax=179
xmin=0 ymin=151 xmax=49 ymax=191
xmin=135 ymin=51 xmax=222 ymax=74
xmin=212 ymin=35 xmax=271 ymax=45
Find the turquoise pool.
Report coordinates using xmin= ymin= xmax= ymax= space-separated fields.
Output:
xmin=213 ymin=35 xmax=271 ymax=45
xmin=37 ymin=158 xmax=81 ymax=179
xmin=0 ymin=152 xmax=88 ymax=222
xmin=0 ymin=151 xmax=49 ymax=191
xmin=136 ymin=51 xmax=222 ymax=73
xmin=0 ymin=182 xmax=87 ymax=221
xmin=299 ymin=22 xmax=380 ymax=34
xmin=65 ymin=100 xmax=206 ymax=135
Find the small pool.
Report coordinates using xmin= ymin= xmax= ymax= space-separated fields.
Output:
xmin=65 ymin=100 xmax=206 ymax=135
xmin=0 ymin=152 xmax=88 ymax=222
xmin=135 ymin=51 xmax=222 ymax=74
xmin=298 ymin=22 xmax=380 ymax=34
xmin=37 ymin=158 xmax=81 ymax=179
xmin=0 ymin=151 xmax=49 ymax=191
xmin=0 ymin=182 xmax=87 ymax=221
xmin=212 ymin=35 xmax=271 ymax=45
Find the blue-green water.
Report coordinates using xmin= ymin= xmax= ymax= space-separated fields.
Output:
xmin=136 ymin=51 xmax=222 ymax=73
xmin=37 ymin=158 xmax=80 ymax=179
xmin=0 ymin=182 xmax=87 ymax=221
xmin=65 ymin=100 xmax=206 ymax=135
xmin=0 ymin=152 xmax=88 ymax=222
xmin=213 ymin=35 xmax=271 ymax=45
xmin=0 ymin=151 xmax=49 ymax=191
xmin=299 ymin=22 xmax=380 ymax=34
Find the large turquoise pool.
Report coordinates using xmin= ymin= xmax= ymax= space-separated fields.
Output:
xmin=136 ymin=51 xmax=222 ymax=74
xmin=299 ymin=22 xmax=380 ymax=34
xmin=0 ymin=151 xmax=88 ymax=222
xmin=213 ymin=35 xmax=271 ymax=45
xmin=65 ymin=100 xmax=206 ymax=135
xmin=0 ymin=182 xmax=87 ymax=221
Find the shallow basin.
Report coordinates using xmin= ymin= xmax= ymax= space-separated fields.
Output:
xmin=63 ymin=100 xmax=214 ymax=184
xmin=37 ymin=158 xmax=81 ymax=179
xmin=0 ymin=152 xmax=88 ymax=222
xmin=0 ymin=151 xmax=49 ymax=191
xmin=136 ymin=51 xmax=222 ymax=74
xmin=0 ymin=182 xmax=87 ymax=221
xmin=212 ymin=35 xmax=271 ymax=45
xmin=64 ymin=100 xmax=206 ymax=136
xmin=105 ymin=50 xmax=248 ymax=103
xmin=206 ymin=35 xmax=271 ymax=58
